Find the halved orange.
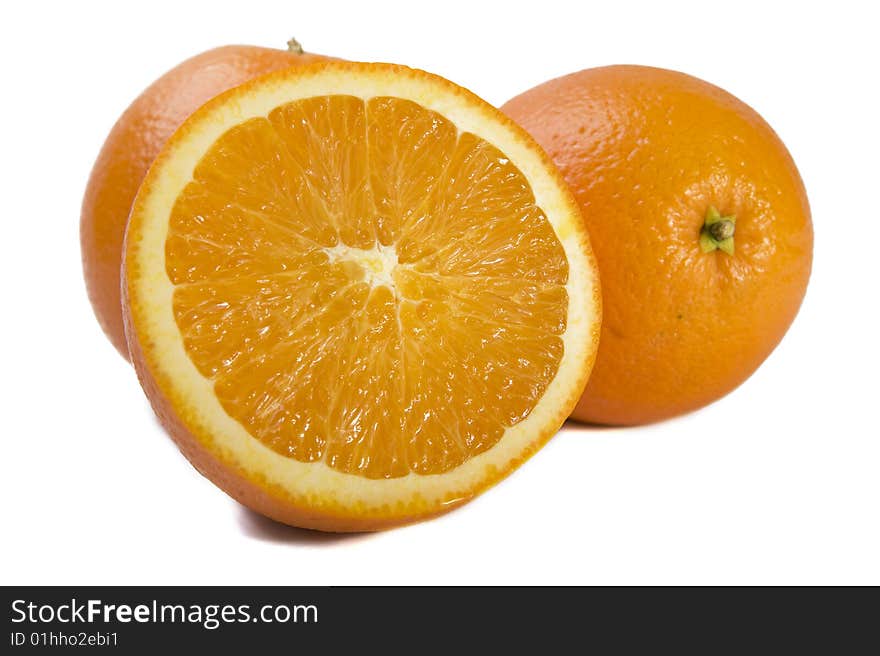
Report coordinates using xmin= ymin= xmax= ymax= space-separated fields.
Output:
xmin=123 ymin=62 xmax=601 ymax=531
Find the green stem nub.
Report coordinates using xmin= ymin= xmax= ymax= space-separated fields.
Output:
xmin=700 ymin=206 xmax=736 ymax=255
xmin=287 ymin=37 xmax=304 ymax=54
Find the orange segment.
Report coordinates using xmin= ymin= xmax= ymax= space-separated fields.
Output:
xmin=269 ymin=96 xmax=376 ymax=248
xmin=124 ymin=63 xmax=601 ymax=530
xmin=367 ymin=97 xmax=457 ymax=246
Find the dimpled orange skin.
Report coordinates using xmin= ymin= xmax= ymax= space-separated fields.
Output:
xmin=503 ymin=65 xmax=813 ymax=425
xmin=81 ymin=44 xmax=334 ymax=359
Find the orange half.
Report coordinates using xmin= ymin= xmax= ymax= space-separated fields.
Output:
xmin=123 ymin=62 xmax=601 ymax=531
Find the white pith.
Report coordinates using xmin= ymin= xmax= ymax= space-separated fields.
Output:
xmin=323 ymin=242 xmax=400 ymax=291
xmin=127 ymin=66 xmax=599 ymax=513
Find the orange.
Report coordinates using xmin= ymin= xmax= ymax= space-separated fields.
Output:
xmin=503 ymin=65 xmax=812 ymax=425
xmin=123 ymin=62 xmax=601 ymax=531
xmin=81 ymin=39 xmax=334 ymax=359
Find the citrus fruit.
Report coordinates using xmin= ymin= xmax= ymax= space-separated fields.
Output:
xmin=123 ymin=62 xmax=601 ymax=531
xmin=82 ymin=39 xmax=334 ymax=359
xmin=503 ymin=65 xmax=812 ymax=425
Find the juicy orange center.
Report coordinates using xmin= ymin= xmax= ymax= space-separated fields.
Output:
xmin=165 ymin=95 xmax=569 ymax=479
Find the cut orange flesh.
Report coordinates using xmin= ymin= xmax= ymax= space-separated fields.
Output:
xmin=124 ymin=63 xmax=601 ymax=531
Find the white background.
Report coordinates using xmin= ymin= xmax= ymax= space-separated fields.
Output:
xmin=2 ymin=0 xmax=878 ymax=585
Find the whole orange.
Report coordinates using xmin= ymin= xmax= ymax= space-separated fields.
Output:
xmin=81 ymin=39 xmax=334 ymax=359
xmin=503 ymin=66 xmax=813 ymax=425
